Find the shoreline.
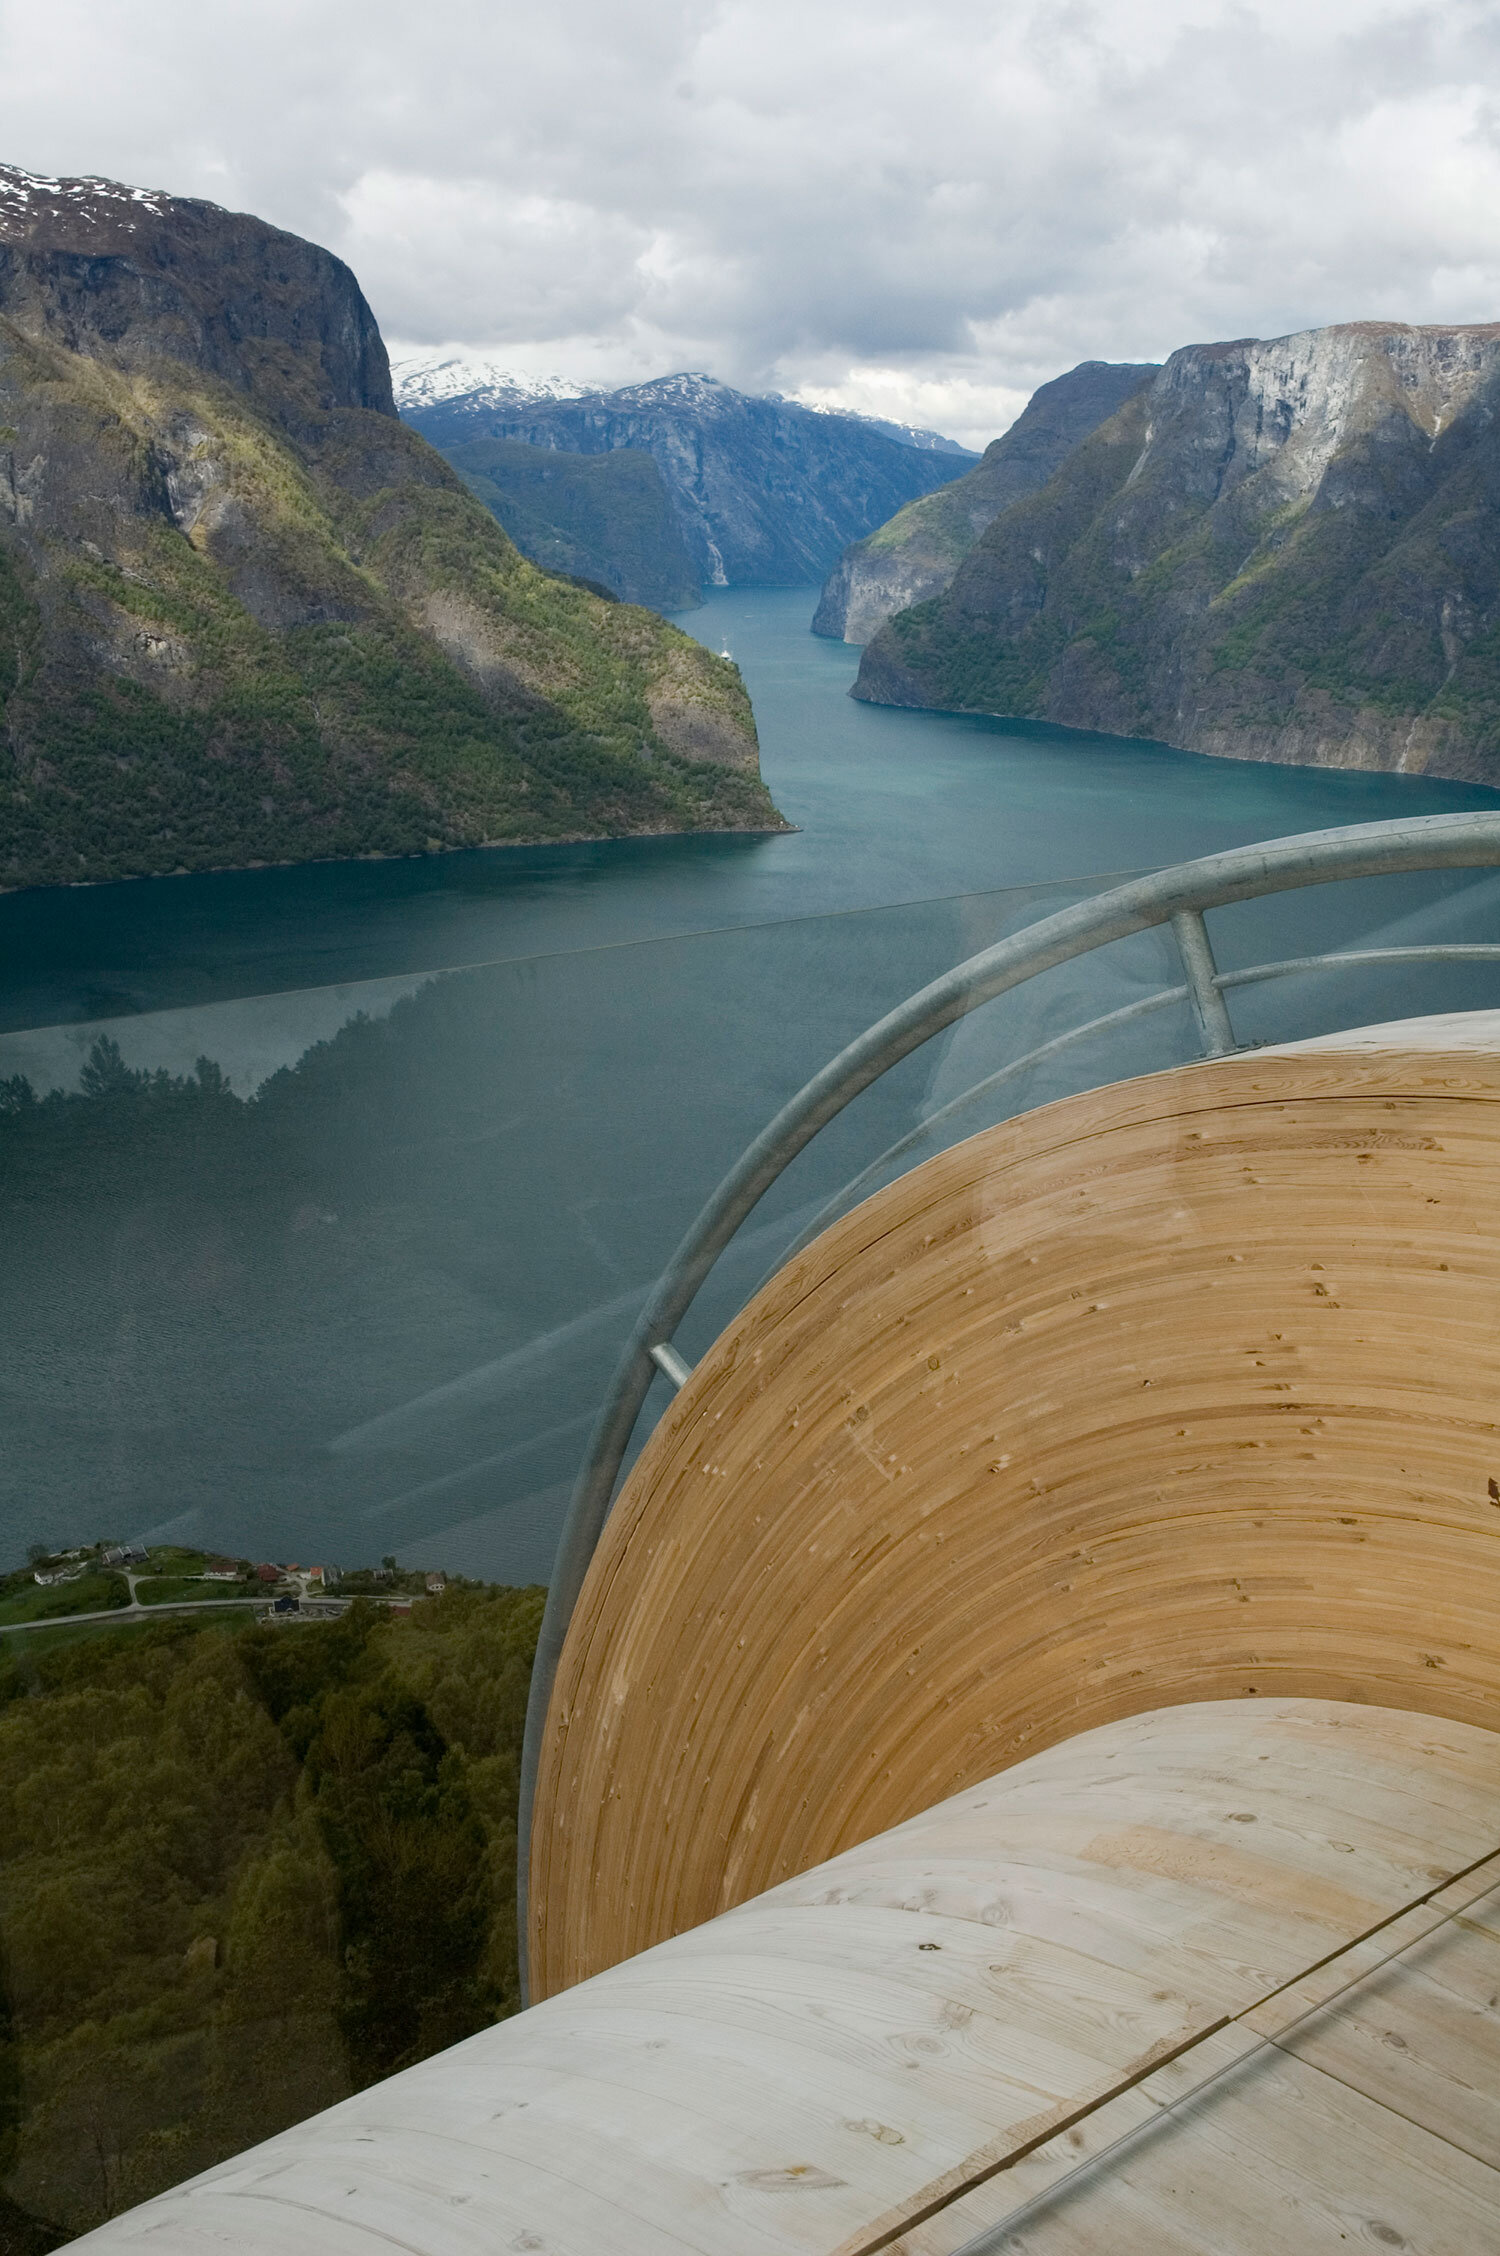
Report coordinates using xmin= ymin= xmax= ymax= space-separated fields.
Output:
xmin=0 ymin=819 xmax=801 ymax=900
xmin=847 ymin=685 xmax=1500 ymax=797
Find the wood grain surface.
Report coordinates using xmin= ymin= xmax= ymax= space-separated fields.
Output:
xmin=533 ymin=1035 xmax=1500 ymax=1997
xmin=67 ymin=1701 xmax=1500 ymax=2256
xmin=891 ymin=1857 xmax=1500 ymax=2254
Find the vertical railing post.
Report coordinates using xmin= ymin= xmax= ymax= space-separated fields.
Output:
xmin=1170 ymin=908 xmax=1237 ymax=1056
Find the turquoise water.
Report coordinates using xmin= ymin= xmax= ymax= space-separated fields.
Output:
xmin=2 ymin=589 xmax=1498 ymax=1578
xmin=5 ymin=588 xmax=1495 ymax=1032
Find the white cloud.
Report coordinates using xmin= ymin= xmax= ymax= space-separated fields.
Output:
xmin=789 ymin=370 xmax=1033 ymax=455
xmin=2 ymin=0 xmax=1499 ymax=448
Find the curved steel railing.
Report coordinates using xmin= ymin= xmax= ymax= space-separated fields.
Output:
xmin=518 ymin=809 xmax=1500 ymax=1989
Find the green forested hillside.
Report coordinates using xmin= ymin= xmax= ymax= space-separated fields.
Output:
xmin=0 ymin=1589 xmax=541 ymax=2245
xmin=441 ymin=437 xmax=701 ymax=611
xmin=811 ymin=361 xmax=1158 ymax=643
xmin=0 ymin=386 xmax=777 ymax=890
xmin=0 ymin=165 xmax=779 ymax=892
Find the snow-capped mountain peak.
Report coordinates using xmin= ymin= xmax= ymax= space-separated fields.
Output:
xmin=390 ymin=355 xmax=589 ymax=414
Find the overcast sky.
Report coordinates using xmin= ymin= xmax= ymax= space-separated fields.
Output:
xmin=3 ymin=0 xmax=1499 ymax=447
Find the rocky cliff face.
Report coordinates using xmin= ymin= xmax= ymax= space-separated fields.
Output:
xmin=855 ymin=323 xmax=1500 ymax=788
xmin=813 ymin=361 xmax=1157 ymax=643
xmin=0 ymin=167 xmax=775 ymax=890
xmin=402 ymin=372 xmax=975 ymax=590
xmin=0 ymin=165 xmax=393 ymax=429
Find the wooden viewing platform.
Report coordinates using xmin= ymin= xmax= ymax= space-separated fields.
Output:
xmin=69 ymin=1698 xmax=1500 ymax=2253
xmin=69 ymin=1008 xmax=1500 ymax=2254
xmin=534 ymin=1016 xmax=1500 ymax=1997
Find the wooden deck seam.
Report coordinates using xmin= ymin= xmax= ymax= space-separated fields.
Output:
xmin=834 ymin=1835 xmax=1500 ymax=2256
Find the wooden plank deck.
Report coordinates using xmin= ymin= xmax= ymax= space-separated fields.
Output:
xmin=891 ymin=1869 xmax=1500 ymax=2253
xmin=70 ymin=1700 xmax=1500 ymax=2256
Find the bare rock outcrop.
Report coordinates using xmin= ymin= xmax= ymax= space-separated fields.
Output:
xmin=813 ymin=361 xmax=1158 ymax=644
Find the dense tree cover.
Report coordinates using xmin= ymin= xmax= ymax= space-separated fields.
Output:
xmin=442 ymin=437 xmax=702 ymax=612
xmin=0 ymin=1585 xmax=542 ymax=2244
xmin=0 ymin=337 xmax=777 ymax=892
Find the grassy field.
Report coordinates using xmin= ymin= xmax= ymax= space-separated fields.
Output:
xmin=0 ymin=1548 xmax=262 ymax=1630
xmin=0 ymin=1572 xmax=129 ymax=1630
xmin=135 ymin=1578 xmax=258 ymax=1607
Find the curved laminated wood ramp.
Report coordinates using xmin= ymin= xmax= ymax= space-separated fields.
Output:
xmin=68 ymin=1700 xmax=1500 ymax=2256
xmin=531 ymin=1015 xmax=1500 ymax=1998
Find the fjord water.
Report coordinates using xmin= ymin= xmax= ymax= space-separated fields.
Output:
xmin=3 ymin=588 xmax=1499 ymax=1579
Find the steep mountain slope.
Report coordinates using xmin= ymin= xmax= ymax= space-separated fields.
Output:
xmin=813 ymin=361 xmax=1158 ymax=643
xmin=855 ymin=323 xmax=1500 ymax=787
xmin=0 ymin=167 xmax=776 ymax=891
xmin=400 ymin=372 xmax=976 ymax=589
xmin=439 ymin=437 xmax=701 ymax=610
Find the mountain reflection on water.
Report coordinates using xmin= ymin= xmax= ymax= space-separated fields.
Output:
xmin=3 ymin=590 xmax=1499 ymax=1578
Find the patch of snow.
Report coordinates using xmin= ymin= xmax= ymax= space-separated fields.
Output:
xmin=390 ymin=357 xmax=974 ymax=454
xmin=610 ymin=373 xmax=732 ymax=409
xmin=0 ymin=162 xmax=171 ymax=238
xmin=777 ymin=393 xmax=973 ymax=454
xmin=391 ymin=354 xmax=589 ymax=413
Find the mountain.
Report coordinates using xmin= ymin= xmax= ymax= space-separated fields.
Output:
xmin=438 ymin=437 xmax=701 ymax=611
xmin=813 ymin=361 xmax=1159 ymax=644
xmin=854 ymin=322 xmax=1500 ymax=788
xmin=389 ymin=355 xmax=587 ymax=415
xmin=786 ymin=400 xmax=975 ymax=455
xmin=398 ymin=370 xmax=977 ymax=590
xmin=391 ymin=360 xmax=973 ymax=458
xmin=0 ymin=168 xmax=777 ymax=892
xmin=388 ymin=361 xmax=701 ymax=609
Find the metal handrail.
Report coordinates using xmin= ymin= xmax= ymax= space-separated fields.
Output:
xmin=1217 ymin=942 xmax=1500 ymax=989
xmin=518 ymin=810 xmax=1500 ymax=1992
xmin=769 ymin=941 xmax=1500 ymax=1271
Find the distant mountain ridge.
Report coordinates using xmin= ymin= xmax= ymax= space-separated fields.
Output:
xmin=398 ymin=368 xmax=977 ymax=592
xmin=391 ymin=355 xmax=589 ymax=414
xmin=814 ymin=361 xmax=1160 ymax=644
xmin=855 ymin=321 xmax=1500 ymax=788
xmin=391 ymin=357 xmax=972 ymax=456
xmin=437 ymin=436 xmax=702 ymax=612
xmin=0 ymin=165 xmax=777 ymax=889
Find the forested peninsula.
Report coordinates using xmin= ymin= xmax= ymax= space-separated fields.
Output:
xmin=0 ymin=165 xmax=780 ymax=892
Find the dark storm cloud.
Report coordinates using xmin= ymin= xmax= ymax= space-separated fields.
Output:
xmin=3 ymin=0 xmax=1498 ymax=445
